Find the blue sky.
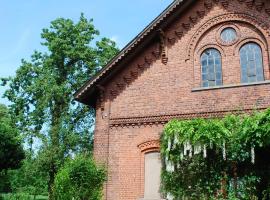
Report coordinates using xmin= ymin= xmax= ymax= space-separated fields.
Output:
xmin=0 ymin=0 xmax=173 ymax=105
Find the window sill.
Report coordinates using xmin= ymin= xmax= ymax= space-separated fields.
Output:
xmin=192 ymin=80 xmax=270 ymax=92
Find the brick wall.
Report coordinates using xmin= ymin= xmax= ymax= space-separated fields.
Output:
xmin=93 ymin=0 xmax=270 ymax=199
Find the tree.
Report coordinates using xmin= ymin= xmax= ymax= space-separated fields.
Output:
xmin=0 ymin=104 xmax=25 ymax=172
xmin=0 ymin=104 xmax=25 ymax=193
xmin=54 ymin=155 xmax=106 ymax=200
xmin=1 ymin=14 xmax=118 ymax=199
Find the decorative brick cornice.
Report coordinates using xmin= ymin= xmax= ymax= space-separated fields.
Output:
xmin=159 ymin=29 xmax=168 ymax=65
xmin=109 ymin=108 xmax=267 ymax=128
xmin=138 ymin=140 xmax=160 ymax=152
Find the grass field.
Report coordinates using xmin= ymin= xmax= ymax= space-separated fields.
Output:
xmin=1 ymin=193 xmax=48 ymax=200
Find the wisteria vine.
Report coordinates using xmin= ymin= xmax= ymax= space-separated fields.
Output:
xmin=161 ymin=108 xmax=270 ymax=200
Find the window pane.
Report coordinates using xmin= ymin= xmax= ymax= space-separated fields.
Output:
xmin=257 ymin=74 xmax=264 ymax=82
xmin=255 ymin=54 xmax=262 ymax=67
xmin=202 ymin=73 xmax=207 ymax=81
xmin=202 ymin=66 xmax=207 ymax=73
xmin=240 ymin=43 xmax=264 ymax=83
xmin=201 ymin=49 xmax=222 ymax=87
xmin=208 ymin=65 xmax=215 ymax=73
xmin=221 ymin=28 xmax=237 ymax=43
xmin=241 ymin=74 xmax=248 ymax=83
xmin=209 ymin=81 xmax=216 ymax=86
xmin=216 ymin=72 xmax=222 ymax=80
xmin=248 ymin=65 xmax=256 ymax=77
xmin=203 ymin=81 xmax=209 ymax=87
xmin=208 ymin=73 xmax=215 ymax=81
xmin=216 ymin=64 xmax=222 ymax=73
xmin=249 ymin=76 xmax=256 ymax=83
xmin=216 ymin=79 xmax=222 ymax=86
xmin=248 ymin=50 xmax=254 ymax=61
xmin=215 ymin=58 xmax=221 ymax=65
xmin=208 ymin=57 xmax=214 ymax=66
xmin=201 ymin=59 xmax=207 ymax=67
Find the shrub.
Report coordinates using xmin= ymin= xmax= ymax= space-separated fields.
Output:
xmin=54 ymin=155 xmax=106 ymax=200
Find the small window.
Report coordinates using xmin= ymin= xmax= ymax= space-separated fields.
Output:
xmin=201 ymin=49 xmax=223 ymax=87
xmin=240 ymin=43 xmax=264 ymax=83
xmin=221 ymin=28 xmax=237 ymax=43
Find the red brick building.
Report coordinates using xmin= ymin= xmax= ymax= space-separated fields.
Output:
xmin=75 ymin=0 xmax=270 ymax=199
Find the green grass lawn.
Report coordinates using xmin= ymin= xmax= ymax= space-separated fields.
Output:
xmin=1 ymin=193 xmax=48 ymax=200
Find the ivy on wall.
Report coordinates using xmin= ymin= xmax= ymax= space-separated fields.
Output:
xmin=161 ymin=108 xmax=270 ymax=200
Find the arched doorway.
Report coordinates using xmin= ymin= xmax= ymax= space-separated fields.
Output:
xmin=144 ymin=152 xmax=162 ymax=199
xmin=138 ymin=140 xmax=162 ymax=200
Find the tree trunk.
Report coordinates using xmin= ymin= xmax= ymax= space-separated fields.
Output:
xmin=221 ymin=171 xmax=227 ymax=199
xmin=47 ymin=99 xmax=67 ymax=200
xmin=48 ymin=163 xmax=57 ymax=200
xmin=233 ymin=162 xmax=238 ymax=197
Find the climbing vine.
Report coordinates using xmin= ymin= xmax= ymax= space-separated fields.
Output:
xmin=161 ymin=108 xmax=270 ymax=200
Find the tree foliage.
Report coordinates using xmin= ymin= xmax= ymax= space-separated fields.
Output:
xmin=1 ymin=14 xmax=118 ymax=199
xmin=0 ymin=104 xmax=25 ymax=172
xmin=54 ymin=155 xmax=106 ymax=200
xmin=8 ymin=152 xmax=48 ymax=197
xmin=161 ymin=108 xmax=270 ymax=199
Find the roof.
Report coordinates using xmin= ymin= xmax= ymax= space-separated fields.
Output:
xmin=75 ymin=0 xmax=193 ymax=106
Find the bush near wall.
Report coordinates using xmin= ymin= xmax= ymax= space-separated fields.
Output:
xmin=53 ymin=155 xmax=106 ymax=200
xmin=161 ymin=108 xmax=270 ymax=200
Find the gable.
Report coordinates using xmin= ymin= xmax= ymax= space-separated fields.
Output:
xmin=75 ymin=0 xmax=270 ymax=116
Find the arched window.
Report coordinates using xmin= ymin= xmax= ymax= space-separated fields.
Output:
xmin=240 ymin=43 xmax=264 ymax=83
xmin=201 ymin=48 xmax=222 ymax=87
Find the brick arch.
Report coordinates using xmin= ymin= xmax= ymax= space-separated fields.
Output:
xmin=234 ymin=37 xmax=268 ymax=55
xmin=138 ymin=139 xmax=160 ymax=153
xmin=187 ymin=13 xmax=270 ymax=61
xmin=196 ymin=44 xmax=226 ymax=59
